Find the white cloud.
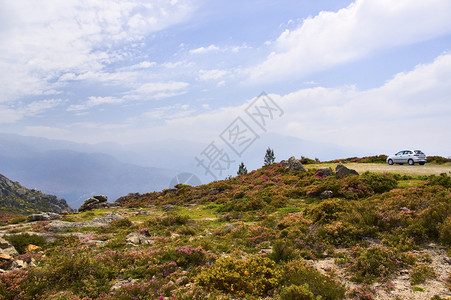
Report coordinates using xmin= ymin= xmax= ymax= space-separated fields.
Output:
xmin=0 ymin=0 xmax=195 ymax=102
xmin=189 ymin=44 xmax=220 ymax=54
xmin=135 ymin=81 xmax=189 ymax=94
xmin=248 ymin=0 xmax=451 ymax=83
xmin=198 ymin=69 xmax=228 ymax=81
xmin=67 ymin=96 xmax=123 ymax=112
xmin=25 ymin=99 xmax=65 ymax=115
xmin=0 ymin=99 xmax=63 ymax=123
xmin=142 ymin=104 xmax=193 ymax=120
xmin=129 ymin=61 xmax=157 ymax=70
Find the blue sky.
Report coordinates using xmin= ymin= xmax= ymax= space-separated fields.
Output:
xmin=1 ymin=0 xmax=451 ymax=159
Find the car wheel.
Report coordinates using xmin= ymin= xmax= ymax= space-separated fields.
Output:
xmin=408 ymin=159 xmax=414 ymax=165
xmin=388 ymin=159 xmax=394 ymax=165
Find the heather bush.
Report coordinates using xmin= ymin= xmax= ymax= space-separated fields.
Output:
xmin=348 ymin=246 xmax=400 ymax=283
xmin=281 ymin=259 xmax=346 ymax=299
xmin=410 ymin=263 xmax=436 ymax=285
xmin=306 ymin=175 xmax=373 ymax=199
xmin=149 ymin=213 xmax=190 ymax=227
xmin=315 ymin=220 xmax=360 ymax=246
xmin=196 ymin=256 xmax=281 ymax=297
xmin=110 ymin=217 xmax=133 ymax=228
xmin=4 ymin=233 xmax=47 ymax=254
xmin=104 ymin=279 xmax=175 ymax=300
xmin=270 ymin=239 xmax=297 ymax=262
xmin=0 ymin=269 xmax=29 ymax=299
xmin=360 ymin=172 xmax=397 ymax=193
xmin=307 ymin=198 xmax=349 ymax=224
xmin=439 ymin=217 xmax=451 ymax=245
xmin=348 ymin=284 xmax=376 ymax=299
xmin=428 ymin=173 xmax=451 ymax=188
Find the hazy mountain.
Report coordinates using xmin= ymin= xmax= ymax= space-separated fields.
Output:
xmin=0 ymin=134 xmax=177 ymax=208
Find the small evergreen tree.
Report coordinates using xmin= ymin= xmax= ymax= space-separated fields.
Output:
xmin=237 ymin=162 xmax=248 ymax=175
xmin=264 ymin=147 xmax=275 ymax=166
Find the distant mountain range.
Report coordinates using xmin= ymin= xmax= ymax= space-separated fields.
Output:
xmin=0 ymin=173 xmax=72 ymax=215
xmin=0 ymin=133 xmax=357 ymax=208
xmin=0 ymin=134 xmax=177 ymax=208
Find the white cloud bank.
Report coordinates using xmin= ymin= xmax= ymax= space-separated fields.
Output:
xmin=123 ymin=53 xmax=450 ymax=155
xmin=248 ymin=0 xmax=451 ymax=83
xmin=0 ymin=0 xmax=194 ymax=102
xmin=14 ymin=53 xmax=451 ymax=156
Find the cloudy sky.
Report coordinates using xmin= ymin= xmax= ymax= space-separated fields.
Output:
xmin=1 ymin=0 xmax=451 ymax=159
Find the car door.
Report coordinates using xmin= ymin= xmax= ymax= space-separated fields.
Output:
xmin=404 ymin=150 xmax=413 ymax=163
xmin=393 ymin=151 xmax=404 ymax=163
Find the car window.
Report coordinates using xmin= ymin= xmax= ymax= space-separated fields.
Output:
xmin=406 ymin=151 xmax=412 ymax=154
xmin=415 ymin=150 xmax=424 ymax=154
xmin=396 ymin=151 xmax=403 ymax=155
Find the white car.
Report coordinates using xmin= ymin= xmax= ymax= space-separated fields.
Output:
xmin=386 ymin=150 xmax=426 ymax=165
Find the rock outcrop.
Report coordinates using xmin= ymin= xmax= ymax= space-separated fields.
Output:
xmin=316 ymin=168 xmax=333 ymax=177
xmin=281 ymin=156 xmax=306 ymax=172
xmin=335 ymin=164 xmax=359 ymax=178
xmin=47 ymin=213 xmax=123 ymax=232
xmin=78 ymin=195 xmax=109 ymax=212
xmin=0 ymin=173 xmax=73 ymax=215
xmin=0 ymin=236 xmax=18 ymax=257
xmin=28 ymin=212 xmax=62 ymax=222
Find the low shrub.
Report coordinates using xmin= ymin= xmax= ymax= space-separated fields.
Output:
xmin=360 ymin=172 xmax=397 ymax=193
xmin=348 ymin=246 xmax=400 ymax=283
xmin=410 ymin=263 xmax=436 ymax=285
xmin=4 ymin=233 xmax=47 ymax=254
xmin=151 ymin=214 xmax=190 ymax=227
xmin=279 ymin=284 xmax=318 ymax=300
xmin=270 ymin=239 xmax=297 ymax=262
xmin=428 ymin=173 xmax=451 ymax=188
xmin=110 ymin=217 xmax=133 ymax=228
xmin=8 ymin=216 xmax=28 ymax=224
xmin=307 ymin=198 xmax=349 ymax=224
xmin=196 ymin=255 xmax=281 ymax=297
xmin=281 ymin=259 xmax=346 ymax=299
xmin=440 ymin=217 xmax=451 ymax=246
xmin=348 ymin=284 xmax=376 ymax=300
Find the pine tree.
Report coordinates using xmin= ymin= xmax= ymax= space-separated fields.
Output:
xmin=264 ymin=147 xmax=275 ymax=166
xmin=237 ymin=162 xmax=248 ymax=175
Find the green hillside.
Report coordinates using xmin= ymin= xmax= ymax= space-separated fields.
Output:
xmin=0 ymin=173 xmax=73 ymax=216
xmin=1 ymin=161 xmax=450 ymax=299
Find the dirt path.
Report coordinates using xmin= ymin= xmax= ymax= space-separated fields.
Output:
xmin=305 ymin=163 xmax=451 ymax=176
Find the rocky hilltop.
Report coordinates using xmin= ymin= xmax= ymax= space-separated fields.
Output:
xmin=0 ymin=173 xmax=73 ymax=215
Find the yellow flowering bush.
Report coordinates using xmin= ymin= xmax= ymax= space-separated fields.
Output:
xmin=195 ymin=255 xmax=281 ymax=297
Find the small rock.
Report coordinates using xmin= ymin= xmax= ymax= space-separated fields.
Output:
xmin=126 ymin=232 xmax=155 ymax=246
xmin=176 ymin=276 xmax=190 ymax=286
xmin=25 ymin=244 xmax=42 ymax=253
xmin=79 ymin=195 xmax=110 ymax=212
xmin=0 ymin=253 xmax=13 ymax=261
xmin=320 ymin=190 xmax=334 ymax=199
xmin=259 ymin=248 xmax=273 ymax=254
xmin=0 ymin=237 xmax=19 ymax=257
xmin=163 ymin=204 xmax=175 ymax=211
xmin=335 ymin=164 xmax=359 ymax=178
xmin=11 ymin=260 xmax=26 ymax=269
xmin=281 ymin=156 xmax=306 ymax=172
xmin=93 ymin=195 xmax=108 ymax=203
